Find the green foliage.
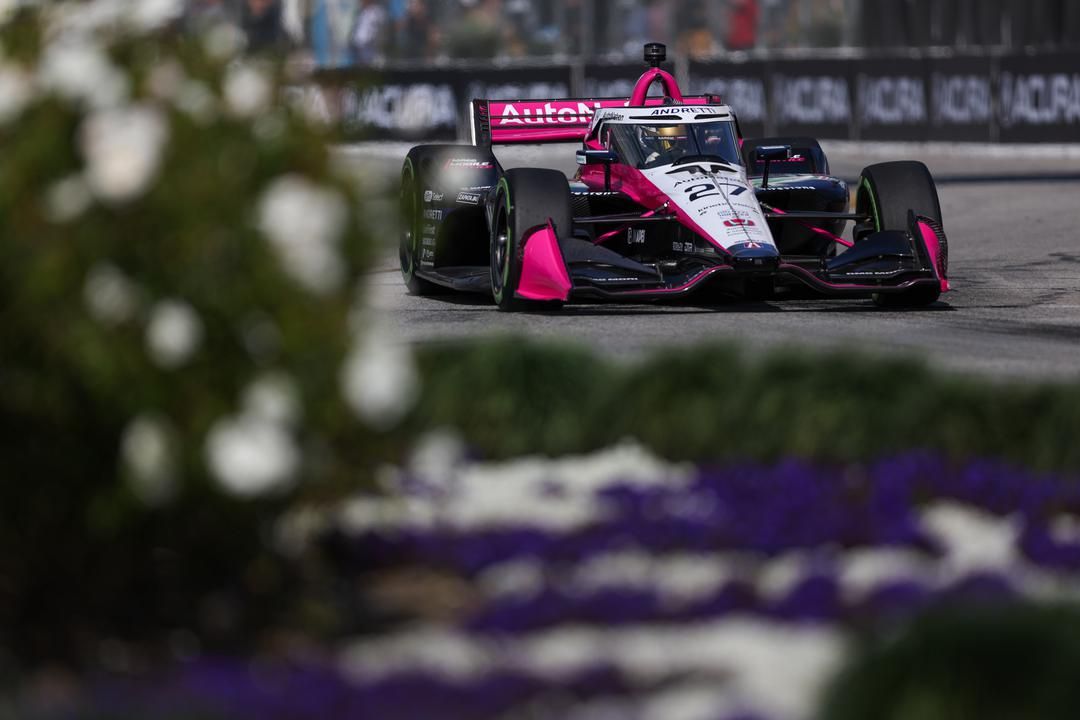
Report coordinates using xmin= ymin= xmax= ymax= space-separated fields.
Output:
xmin=819 ymin=604 xmax=1080 ymax=720
xmin=406 ymin=339 xmax=1080 ymax=470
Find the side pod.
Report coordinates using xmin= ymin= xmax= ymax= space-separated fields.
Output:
xmin=516 ymin=221 xmax=572 ymax=302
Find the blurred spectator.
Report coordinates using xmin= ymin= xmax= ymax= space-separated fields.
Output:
xmin=618 ymin=0 xmax=649 ymax=55
xmin=396 ymin=0 xmax=435 ymax=60
xmin=504 ymin=0 xmax=537 ymax=57
xmin=677 ymin=0 xmax=716 ymax=57
xmin=311 ymin=0 xmax=357 ymax=66
xmin=645 ymin=0 xmax=674 ymax=46
xmin=726 ymin=0 xmax=759 ymax=50
xmin=255 ymin=0 xmax=1080 ymax=62
xmin=446 ymin=0 xmax=501 ymax=59
xmin=352 ymin=0 xmax=389 ymax=64
xmin=242 ymin=0 xmax=288 ymax=53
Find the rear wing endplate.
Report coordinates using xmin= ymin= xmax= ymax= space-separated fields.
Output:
xmin=470 ymin=95 xmax=724 ymax=147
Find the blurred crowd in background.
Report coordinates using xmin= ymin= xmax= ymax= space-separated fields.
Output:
xmin=186 ymin=0 xmax=1080 ymax=67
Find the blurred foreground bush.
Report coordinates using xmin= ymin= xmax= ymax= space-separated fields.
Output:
xmin=821 ymin=604 xmax=1080 ymax=720
xmin=409 ymin=339 xmax=1080 ymax=470
xmin=0 ymin=4 xmax=382 ymax=669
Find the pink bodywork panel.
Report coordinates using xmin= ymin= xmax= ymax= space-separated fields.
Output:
xmin=486 ymin=74 xmax=717 ymax=145
xmin=917 ymin=219 xmax=951 ymax=292
xmin=517 ymin=221 xmax=572 ymax=302
xmin=629 ymin=68 xmax=684 ymax=105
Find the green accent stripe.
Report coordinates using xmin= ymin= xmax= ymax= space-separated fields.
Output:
xmin=861 ymin=177 xmax=881 ymax=232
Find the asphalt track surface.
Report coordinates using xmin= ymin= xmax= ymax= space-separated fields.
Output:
xmin=337 ymin=142 xmax=1080 ymax=381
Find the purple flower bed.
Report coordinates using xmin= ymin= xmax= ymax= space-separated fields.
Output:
xmin=51 ymin=448 xmax=1080 ymax=720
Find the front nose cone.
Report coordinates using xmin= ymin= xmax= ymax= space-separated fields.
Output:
xmin=728 ymin=242 xmax=780 ymax=270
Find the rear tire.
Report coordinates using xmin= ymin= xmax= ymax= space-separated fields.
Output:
xmin=490 ymin=168 xmax=572 ymax=312
xmin=399 ymin=153 xmax=441 ymax=296
xmin=855 ymin=161 xmax=943 ymax=308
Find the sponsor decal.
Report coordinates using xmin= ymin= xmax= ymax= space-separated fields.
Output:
xmin=456 ymin=191 xmax=482 ymax=205
xmin=672 ymin=241 xmax=696 ymax=253
xmin=999 ymin=72 xmax=1080 ymax=128
xmin=840 ymin=270 xmax=901 ymax=277
xmin=773 ymin=75 xmax=851 ymax=125
xmin=650 ymin=108 xmax=683 ymax=116
xmin=422 ymin=224 xmax=436 ymax=235
xmin=627 ymin=228 xmax=646 ymax=244
xmin=420 ymin=248 xmax=435 ymax=262
xmin=724 ymin=218 xmax=756 ymax=227
xmin=696 ymin=203 xmax=737 ymax=217
xmin=423 ymin=190 xmax=445 ymax=202
xmin=423 ymin=209 xmax=443 ymax=221
xmin=683 ymin=183 xmax=720 ymax=202
xmin=444 ymin=158 xmax=494 ymax=170
xmin=858 ymin=75 xmax=926 ymax=126
xmin=931 ymin=74 xmax=991 ymax=125
xmin=421 ymin=237 xmax=436 ymax=247
xmin=345 ymin=83 xmax=457 ymax=132
xmin=494 ymin=101 xmax=601 ymax=126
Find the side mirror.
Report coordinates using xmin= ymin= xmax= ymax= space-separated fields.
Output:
xmin=754 ymin=145 xmax=792 ymax=162
xmin=576 ymin=149 xmax=619 ymax=166
xmin=754 ymin=144 xmax=792 ymax=189
xmin=576 ymin=149 xmax=618 ymax=191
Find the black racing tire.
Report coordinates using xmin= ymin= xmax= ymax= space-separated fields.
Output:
xmin=399 ymin=151 xmax=442 ymax=296
xmin=855 ymin=161 xmax=942 ymax=239
xmin=490 ymin=168 xmax=572 ymax=312
xmin=855 ymin=161 xmax=944 ymax=307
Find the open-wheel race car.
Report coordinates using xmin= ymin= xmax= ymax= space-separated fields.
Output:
xmin=399 ymin=43 xmax=949 ymax=310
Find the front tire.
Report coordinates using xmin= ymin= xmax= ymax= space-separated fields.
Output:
xmin=490 ymin=168 xmax=572 ymax=312
xmin=855 ymin=161 xmax=944 ymax=307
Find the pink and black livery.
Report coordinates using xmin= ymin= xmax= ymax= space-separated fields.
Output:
xmin=400 ymin=43 xmax=949 ymax=309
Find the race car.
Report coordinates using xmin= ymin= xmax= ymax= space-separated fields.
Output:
xmin=399 ymin=43 xmax=949 ymax=310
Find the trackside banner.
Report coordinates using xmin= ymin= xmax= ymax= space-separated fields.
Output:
xmin=308 ymin=51 xmax=1080 ymax=144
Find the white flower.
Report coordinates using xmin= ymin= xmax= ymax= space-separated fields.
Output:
xmin=205 ymin=413 xmax=299 ymax=497
xmin=203 ymin=23 xmax=246 ymax=61
xmin=121 ymin=413 xmax=178 ymax=506
xmin=407 ymin=428 xmax=465 ymax=488
xmin=0 ymin=0 xmax=18 ymax=25
xmin=83 ymin=262 xmax=140 ymax=325
xmin=44 ymin=174 xmax=93 ymax=223
xmin=341 ymin=322 xmax=418 ymax=429
xmin=145 ymin=60 xmax=186 ymax=102
xmin=920 ymin=501 xmax=1021 ymax=577
xmin=174 ymin=81 xmax=217 ymax=124
xmin=129 ymin=0 xmax=184 ymax=31
xmin=37 ymin=38 xmax=128 ymax=109
xmin=223 ymin=62 xmax=272 ymax=118
xmin=257 ymin=174 xmax=347 ymax=294
xmin=242 ymin=372 xmax=301 ymax=427
xmin=0 ymin=64 xmax=32 ymax=124
xmin=80 ymin=104 xmax=169 ymax=203
xmin=145 ymin=299 xmax=203 ymax=369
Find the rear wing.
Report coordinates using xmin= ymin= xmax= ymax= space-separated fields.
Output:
xmin=470 ymin=95 xmax=724 ymax=146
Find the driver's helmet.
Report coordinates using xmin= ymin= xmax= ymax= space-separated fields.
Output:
xmin=640 ymin=124 xmax=690 ymax=155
